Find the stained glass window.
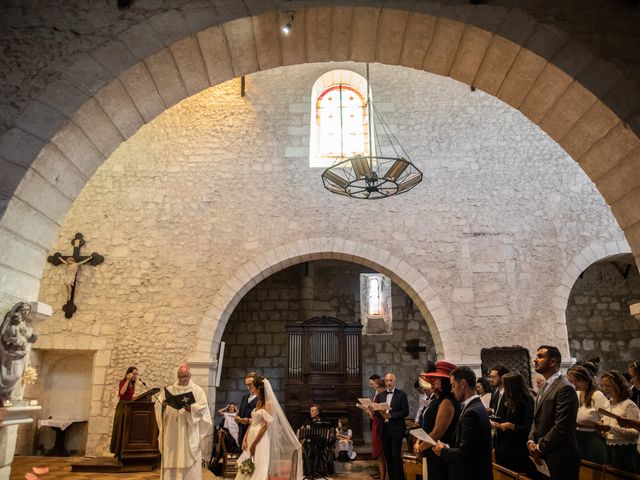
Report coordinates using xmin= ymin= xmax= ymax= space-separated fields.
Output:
xmin=309 ymin=70 xmax=371 ymax=168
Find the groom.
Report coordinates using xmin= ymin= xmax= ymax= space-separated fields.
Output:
xmin=236 ymin=371 xmax=258 ymax=444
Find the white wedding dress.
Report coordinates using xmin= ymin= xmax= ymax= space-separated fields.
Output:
xmin=236 ymin=408 xmax=273 ymax=480
xmin=234 ymin=378 xmax=303 ymax=480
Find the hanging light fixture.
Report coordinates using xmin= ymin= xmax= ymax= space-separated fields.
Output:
xmin=321 ymin=64 xmax=423 ymax=199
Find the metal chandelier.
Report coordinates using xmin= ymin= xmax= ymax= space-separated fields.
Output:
xmin=321 ymin=64 xmax=423 ymax=199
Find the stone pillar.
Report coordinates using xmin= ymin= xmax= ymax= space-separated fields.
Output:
xmin=0 ymin=406 xmax=42 ymax=480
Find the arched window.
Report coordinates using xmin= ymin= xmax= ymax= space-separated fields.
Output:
xmin=309 ymin=70 xmax=371 ymax=168
xmin=360 ymin=273 xmax=392 ymax=335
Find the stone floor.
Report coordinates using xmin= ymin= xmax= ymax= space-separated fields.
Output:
xmin=10 ymin=456 xmax=377 ymax=480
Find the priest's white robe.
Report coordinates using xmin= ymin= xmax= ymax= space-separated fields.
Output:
xmin=155 ymin=380 xmax=212 ymax=480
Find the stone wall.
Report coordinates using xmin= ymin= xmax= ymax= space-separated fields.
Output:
xmin=216 ymin=260 xmax=434 ymax=428
xmin=1 ymin=1 xmax=640 ymax=136
xmin=567 ymin=257 xmax=640 ymax=371
xmin=27 ymin=61 xmax=626 ymax=454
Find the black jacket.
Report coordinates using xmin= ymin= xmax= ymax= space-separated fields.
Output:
xmin=440 ymin=397 xmax=493 ymax=480
xmin=238 ymin=392 xmax=258 ymax=443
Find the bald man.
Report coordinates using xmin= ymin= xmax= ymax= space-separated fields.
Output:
xmin=381 ymin=373 xmax=409 ymax=480
xmin=156 ymin=364 xmax=212 ymax=480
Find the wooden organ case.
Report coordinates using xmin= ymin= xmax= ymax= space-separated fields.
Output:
xmin=285 ymin=316 xmax=364 ymax=444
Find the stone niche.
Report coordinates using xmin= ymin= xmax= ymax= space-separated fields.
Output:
xmin=566 ymin=255 xmax=640 ymax=371
xmin=16 ymin=349 xmax=94 ymax=456
xmin=215 ymin=259 xmax=436 ymax=429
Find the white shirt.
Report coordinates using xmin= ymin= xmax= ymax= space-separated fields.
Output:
xmin=386 ymin=388 xmax=395 ymax=405
xmin=414 ymin=393 xmax=427 ymax=423
xmin=460 ymin=394 xmax=480 ymax=416
xmin=576 ymin=390 xmax=609 ymax=432
xmin=537 ymin=371 xmax=562 ymax=405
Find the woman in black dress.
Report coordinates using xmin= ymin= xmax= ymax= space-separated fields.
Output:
xmin=493 ymin=372 xmax=535 ymax=476
xmin=414 ymin=361 xmax=460 ymax=480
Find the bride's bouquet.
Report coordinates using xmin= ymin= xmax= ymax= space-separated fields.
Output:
xmin=238 ymin=457 xmax=255 ymax=476
xmin=236 ymin=449 xmax=255 ymax=479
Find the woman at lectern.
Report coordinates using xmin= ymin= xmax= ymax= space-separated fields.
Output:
xmin=110 ymin=366 xmax=138 ymax=459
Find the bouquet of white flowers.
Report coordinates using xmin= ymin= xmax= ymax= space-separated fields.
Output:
xmin=238 ymin=457 xmax=255 ymax=476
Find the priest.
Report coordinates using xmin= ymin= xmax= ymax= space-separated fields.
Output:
xmin=156 ymin=364 xmax=212 ymax=480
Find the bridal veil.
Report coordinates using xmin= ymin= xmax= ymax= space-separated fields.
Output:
xmin=263 ymin=378 xmax=303 ymax=480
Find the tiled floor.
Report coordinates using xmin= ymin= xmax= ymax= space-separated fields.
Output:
xmin=10 ymin=456 xmax=376 ymax=480
xmin=9 ymin=457 xmax=216 ymax=480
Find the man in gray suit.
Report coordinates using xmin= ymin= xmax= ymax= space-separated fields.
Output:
xmin=527 ymin=345 xmax=579 ymax=480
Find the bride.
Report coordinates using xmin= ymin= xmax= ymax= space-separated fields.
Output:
xmin=235 ymin=375 xmax=303 ymax=480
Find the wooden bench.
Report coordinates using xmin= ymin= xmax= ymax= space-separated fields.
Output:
xmin=403 ymin=458 xmax=422 ymax=480
xmin=603 ymin=465 xmax=640 ymax=480
xmin=581 ymin=460 xmax=606 ymax=480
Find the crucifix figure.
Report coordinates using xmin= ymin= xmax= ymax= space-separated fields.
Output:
xmin=47 ymin=233 xmax=104 ymax=318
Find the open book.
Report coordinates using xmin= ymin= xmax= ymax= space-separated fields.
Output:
xmin=597 ymin=408 xmax=630 ymax=422
xmin=164 ymin=388 xmax=196 ymax=410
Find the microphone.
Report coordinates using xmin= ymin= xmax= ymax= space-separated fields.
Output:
xmin=138 ymin=377 xmax=148 ymax=388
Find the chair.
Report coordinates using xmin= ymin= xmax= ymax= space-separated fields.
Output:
xmin=208 ymin=428 xmax=241 ymax=477
xmin=299 ymin=422 xmax=335 ymax=480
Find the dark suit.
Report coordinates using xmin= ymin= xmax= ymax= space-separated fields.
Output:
xmin=489 ymin=388 xmax=508 ymax=419
xmin=528 ymin=374 xmax=579 ymax=480
xmin=238 ymin=392 xmax=258 ymax=444
xmin=382 ymin=388 xmax=410 ymax=480
xmin=440 ymin=396 xmax=493 ymax=480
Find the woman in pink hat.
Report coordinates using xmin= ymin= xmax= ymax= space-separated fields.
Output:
xmin=414 ymin=361 xmax=460 ymax=480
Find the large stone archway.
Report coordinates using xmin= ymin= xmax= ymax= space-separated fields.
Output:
xmin=189 ymin=236 xmax=453 ymax=368
xmin=1 ymin=5 xmax=639 ymax=309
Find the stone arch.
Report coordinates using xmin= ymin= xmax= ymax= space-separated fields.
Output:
xmin=554 ymin=238 xmax=632 ymax=324
xmin=1 ymin=5 xmax=640 ymax=304
xmin=188 ymin=237 xmax=454 ymax=365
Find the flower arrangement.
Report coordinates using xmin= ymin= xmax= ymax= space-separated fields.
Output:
xmin=22 ymin=366 xmax=38 ymax=386
xmin=238 ymin=457 xmax=255 ymax=476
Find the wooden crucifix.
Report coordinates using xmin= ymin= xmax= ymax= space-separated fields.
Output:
xmin=47 ymin=233 xmax=104 ymax=318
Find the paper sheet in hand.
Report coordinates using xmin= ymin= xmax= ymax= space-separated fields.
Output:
xmin=529 ymin=456 xmax=551 ymax=477
xmin=409 ymin=428 xmax=437 ymax=446
xmin=164 ymin=388 xmax=195 ymax=410
xmin=357 ymin=398 xmax=389 ymax=411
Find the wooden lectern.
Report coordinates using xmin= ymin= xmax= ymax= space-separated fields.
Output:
xmin=120 ymin=388 xmax=161 ymax=468
xmin=71 ymin=388 xmax=161 ymax=473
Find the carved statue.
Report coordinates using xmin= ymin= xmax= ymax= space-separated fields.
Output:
xmin=0 ymin=302 xmax=38 ymax=404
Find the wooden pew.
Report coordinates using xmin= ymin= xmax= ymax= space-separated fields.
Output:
xmin=581 ymin=460 xmax=606 ymax=480
xmin=603 ymin=465 xmax=640 ymax=480
xmin=493 ymin=464 xmax=520 ymax=480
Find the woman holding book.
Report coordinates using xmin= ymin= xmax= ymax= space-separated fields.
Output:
xmin=492 ymin=372 xmax=535 ymax=475
xmin=413 ymin=361 xmax=460 ymax=480
xmin=595 ymin=370 xmax=640 ymax=473
xmin=567 ymin=365 xmax=609 ymax=464
xmin=367 ymin=379 xmax=387 ymax=480
xmin=110 ymin=366 xmax=137 ymax=459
